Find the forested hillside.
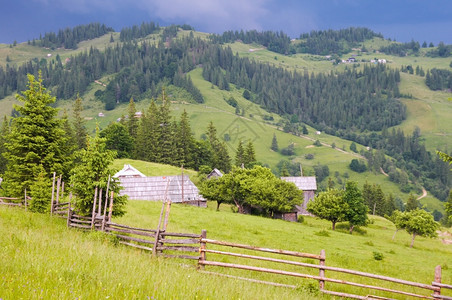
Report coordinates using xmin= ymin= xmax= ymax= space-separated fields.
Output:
xmin=0 ymin=23 xmax=451 ymax=205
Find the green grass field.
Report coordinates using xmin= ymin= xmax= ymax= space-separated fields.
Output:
xmin=1 ymin=198 xmax=451 ymax=299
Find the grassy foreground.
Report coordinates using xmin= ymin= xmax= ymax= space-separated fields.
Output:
xmin=2 ymin=199 xmax=451 ymax=299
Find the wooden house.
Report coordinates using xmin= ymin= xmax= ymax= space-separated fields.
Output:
xmin=114 ymin=164 xmax=206 ymax=207
xmin=206 ymin=168 xmax=223 ymax=179
xmin=281 ymin=176 xmax=317 ymax=215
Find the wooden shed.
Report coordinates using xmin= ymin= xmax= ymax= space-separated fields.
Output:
xmin=114 ymin=165 xmax=206 ymax=207
xmin=281 ymin=176 xmax=317 ymax=215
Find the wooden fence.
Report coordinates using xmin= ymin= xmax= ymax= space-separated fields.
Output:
xmin=196 ymin=238 xmax=451 ymax=300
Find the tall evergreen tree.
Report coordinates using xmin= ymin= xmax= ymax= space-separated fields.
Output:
xmin=244 ymin=141 xmax=256 ymax=168
xmin=72 ymin=94 xmax=87 ymax=150
xmin=344 ymin=181 xmax=368 ymax=233
xmin=135 ymin=100 xmax=158 ymax=161
xmin=235 ymin=140 xmax=245 ymax=167
xmin=271 ymin=133 xmax=279 ymax=151
xmin=70 ymin=126 xmax=127 ymax=216
xmin=3 ymin=73 xmax=69 ymax=197
xmin=177 ymin=110 xmax=195 ymax=168
xmin=0 ymin=116 xmax=10 ymax=175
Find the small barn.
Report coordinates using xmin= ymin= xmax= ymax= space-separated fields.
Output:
xmin=114 ymin=164 xmax=206 ymax=207
xmin=281 ymin=176 xmax=317 ymax=216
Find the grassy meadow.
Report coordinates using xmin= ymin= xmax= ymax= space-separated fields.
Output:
xmin=1 ymin=198 xmax=451 ymax=299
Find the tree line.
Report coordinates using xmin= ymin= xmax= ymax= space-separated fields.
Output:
xmin=0 ymin=36 xmax=206 ymax=107
xmin=295 ymin=27 xmax=382 ymax=55
xmin=425 ymin=68 xmax=452 ymax=90
xmin=32 ymin=23 xmax=114 ymax=50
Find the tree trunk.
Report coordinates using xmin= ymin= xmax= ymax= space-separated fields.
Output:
xmin=392 ymin=229 xmax=398 ymax=241
xmin=349 ymin=224 xmax=354 ymax=234
xmin=373 ymin=202 xmax=376 ymax=215
xmin=216 ymin=201 xmax=221 ymax=211
xmin=332 ymin=221 xmax=336 ymax=230
xmin=233 ymin=198 xmax=243 ymax=214
xmin=410 ymin=233 xmax=416 ymax=248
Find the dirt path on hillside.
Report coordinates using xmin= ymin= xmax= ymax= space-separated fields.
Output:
xmin=417 ymin=187 xmax=428 ymax=200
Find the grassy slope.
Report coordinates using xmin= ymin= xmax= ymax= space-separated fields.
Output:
xmin=2 ymin=200 xmax=451 ymax=299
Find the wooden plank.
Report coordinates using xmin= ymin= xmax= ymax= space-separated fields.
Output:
xmin=430 ymin=295 xmax=452 ymax=300
xmin=163 ymin=254 xmax=200 ymax=260
xmin=161 ymin=232 xmax=201 ymax=238
xmin=54 ymin=202 xmax=70 ymax=208
xmin=105 ymin=227 xmax=157 ymax=238
xmin=160 ymin=238 xmax=200 ymax=245
xmin=72 ymin=214 xmax=92 ymax=220
xmin=71 ymin=219 xmax=92 ymax=224
xmin=201 ymin=238 xmax=322 ymax=260
xmin=199 ymin=271 xmax=297 ymax=288
xmin=69 ymin=223 xmax=92 ymax=229
xmin=114 ymin=234 xmax=154 ymax=245
xmin=106 ymin=222 xmax=157 ymax=233
xmin=433 ymin=282 xmax=452 ymax=289
xmin=199 ymin=261 xmax=433 ymax=299
xmin=119 ymin=241 xmax=154 ymax=252
xmin=157 ymin=246 xmax=199 ymax=252
xmin=321 ymin=289 xmax=367 ymax=300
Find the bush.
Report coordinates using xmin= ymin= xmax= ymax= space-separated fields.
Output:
xmin=297 ymin=215 xmax=304 ymax=223
xmin=314 ymin=229 xmax=330 ymax=237
xmin=373 ymin=251 xmax=384 ymax=261
xmin=305 ymin=153 xmax=314 ymax=160
xmin=313 ymin=139 xmax=322 ymax=147
xmin=349 ymin=159 xmax=367 ymax=173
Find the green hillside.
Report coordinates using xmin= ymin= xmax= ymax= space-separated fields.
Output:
xmin=0 ymin=27 xmax=451 ymax=213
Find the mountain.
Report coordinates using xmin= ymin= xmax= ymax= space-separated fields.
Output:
xmin=0 ymin=23 xmax=451 ymax=215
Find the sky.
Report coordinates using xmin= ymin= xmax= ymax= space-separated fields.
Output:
xmin=1 ymin=0 xmax=451 ymax=45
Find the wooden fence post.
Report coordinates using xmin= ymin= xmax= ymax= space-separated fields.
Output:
xmin=98 ymin=188 xmax=103 ymax=215
xmin=91 ymin=187 xmax=98 ymax=230
xmin=67 ymin=207 xmax=72 ymax=228
xmin=108 ymin=191 xmax=114 ymax=223
xmin=50 ymin=172 xmax=56 ymax=215
xmin=433 ymin=265 xmax=441 ymax=299
xmin=319 ymin=249 xmax=326 ymax=290
xmin=163 ymin=201 xmax=172 ymax=231
xmin=56 ymin=175 xmax=61 ymax=204
xmin=199 ymin=229 xmax=207 ymax=270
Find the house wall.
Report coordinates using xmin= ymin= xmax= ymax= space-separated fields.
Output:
xmin=295 ymin=190 xmax=315 ymax=215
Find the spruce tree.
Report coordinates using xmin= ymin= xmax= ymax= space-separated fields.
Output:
xmin=3 ymin=73 xmax=69 ymax=197
xmin=178 ymin=110 xmax=195 ymax=168
xmin=0 ymin=116 xmax=10 ymax=174
xmin=70 ymin=127 xmax=127 ymax=216
xmin=29 ymin=165 xmax=52 ymax=213
xmin=235 ymin=140 xmax=245 ymax=167
xmin=244 ymin=141 xmax=256 ymax=168
xmin=344 ymin=181 xmax=368 ymax=233
xmin=271 ymin=133 xmax=279 ymax=151
xmin=135 ymin=100 xmax=158 ymax=161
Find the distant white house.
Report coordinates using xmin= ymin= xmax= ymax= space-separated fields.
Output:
xmin=98 ymin=112 xmax=105 ymax=117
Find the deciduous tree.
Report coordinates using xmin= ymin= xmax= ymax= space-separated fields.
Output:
xmin=307 ymin=188 xmax=347 ymax=230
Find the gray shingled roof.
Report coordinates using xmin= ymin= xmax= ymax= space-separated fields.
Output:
xmin=281 ymin=176 xmax=317 ymax=191
xmin=118 ymin=175 xmax=205 ymax=202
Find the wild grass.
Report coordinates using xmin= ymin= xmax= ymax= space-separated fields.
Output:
xmin=2 ymin=197 xmax=451 ymax=299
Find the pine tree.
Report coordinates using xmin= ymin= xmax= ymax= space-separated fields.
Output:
xmin=405 ymin=193 xmax=420 ymax=211
xmin=244 ymin=141 xmax=256 ymax=168
xmin=3 ymin=73 xmax=69 ymax=197
xmin=0 ymin=116 xmax=10 ymax=174
xmin=235 ymin=140 xmax=245 ymax=167
xmin=344 ymin=181 xmax=368 ymax=233
xmin=271 ymin=133 xmax=279 ymax=151
xmin=135 ymin=100 xmax=158 ymax=161
xmin=70 ymin=126 xmax=127 ymax=216
xmin=156 ymin=93 xmax=173 ymax=165
xmin=29 ymin=165 xmax=52 ymax=213
xmin=177 ymin=110 xmax=195 ymax=168
xmin=73 ymin=95 xmax=87 ymax=150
